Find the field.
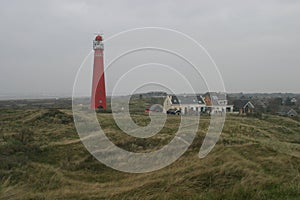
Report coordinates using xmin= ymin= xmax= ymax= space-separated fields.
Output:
xmin=0 ymin=102 xmax=300 ymax=199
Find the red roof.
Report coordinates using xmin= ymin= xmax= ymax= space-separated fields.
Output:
xmin=95 ymin=35 xmax=102 ymax=41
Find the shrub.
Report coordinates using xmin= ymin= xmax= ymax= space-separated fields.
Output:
xmin=246 ymin=112 xmax=263 ymax=119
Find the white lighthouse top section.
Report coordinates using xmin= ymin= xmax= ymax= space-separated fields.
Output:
xmin=93 ymin=35 xmax=104 ymax=50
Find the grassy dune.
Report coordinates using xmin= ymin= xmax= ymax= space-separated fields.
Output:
xmin=0 ymin=107 xmax=299 ymax=199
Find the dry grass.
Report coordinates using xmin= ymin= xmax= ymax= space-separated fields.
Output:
xmin=0 ymin=108 xmax=299 ymax=199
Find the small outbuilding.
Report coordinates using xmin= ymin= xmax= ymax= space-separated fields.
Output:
xmin=287 ymin=109 xmax=298 ymax=117
xmin=277 ymin=107 xmax=298 ymax=117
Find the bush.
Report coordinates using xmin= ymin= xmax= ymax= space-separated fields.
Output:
xmin=34 ymin=109 xmax=73 ymax=124
xmin=246 ymin=112 xmax=263 ymax=119
xmin=16 ymin=128 xmax=34 ymax=144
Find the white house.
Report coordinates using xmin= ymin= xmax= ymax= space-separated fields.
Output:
xmin=203 ymin=92 xmax=233 ymax=114
xmin=163 ymin=95 xmax=206 ymax=115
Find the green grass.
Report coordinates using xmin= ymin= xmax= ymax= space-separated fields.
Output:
xmin=0 ymin=107 xmax=299 ymax=199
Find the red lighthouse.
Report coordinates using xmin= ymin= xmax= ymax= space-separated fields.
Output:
xmin=91 ymin=35 xmax=106 ymax=109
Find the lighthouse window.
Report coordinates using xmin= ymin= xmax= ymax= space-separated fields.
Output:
xmin=99 ymin=100 xmax=102 ymax=103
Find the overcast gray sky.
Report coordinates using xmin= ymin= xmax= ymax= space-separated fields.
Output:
xmin=0 ymin=0 xmax=299 ymax=98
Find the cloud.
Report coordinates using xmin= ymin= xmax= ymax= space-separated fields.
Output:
xmin=0 ymin=0 xmax=299 ymax=97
